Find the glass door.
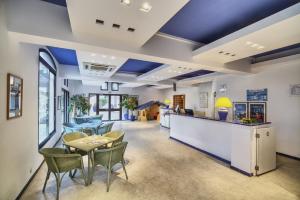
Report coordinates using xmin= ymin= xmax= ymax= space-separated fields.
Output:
xmin=91 ymin=94 xmax=122 ymax=121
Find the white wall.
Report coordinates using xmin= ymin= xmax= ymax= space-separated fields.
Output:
xmin=0 ymin=2 xmax=64 ymax=198
xmin=163 ymin=57 xmax=300 ymax=158
xmin=68 ymin=80 xmax=165 ymax=105
xmin=163 ymin=82 xmax=214 ymax=117
xmin=213 ymin=58 xmax=300 ymax=158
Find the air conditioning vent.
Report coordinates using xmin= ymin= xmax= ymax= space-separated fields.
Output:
xmin=112 ymin=23 xmax=121 ymax=29
xmin=96 ymin=19 xmax=104 ymax=25
xmin=83 ymin=62 xmax=116 ymax=74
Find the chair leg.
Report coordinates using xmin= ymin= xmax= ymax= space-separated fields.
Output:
xmin=54 ymin=173 xmax=61 ymax=200
xmin=122 ymin=159 xmax=128 ymax=180
xmin=106 ymin=167 xmax=111 ymax=192
xmin=42 ymin=170 xmax=51 ymax=192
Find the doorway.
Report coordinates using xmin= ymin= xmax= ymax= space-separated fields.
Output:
xmin=89 ymin=94 xmax=122 ymax=121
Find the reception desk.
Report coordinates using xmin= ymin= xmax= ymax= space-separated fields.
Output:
xmin=170 ymin=114 xmax=275 ymax=176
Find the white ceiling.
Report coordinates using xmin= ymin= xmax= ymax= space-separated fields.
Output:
xmin=67 ymin=0 xmax=189 ymax=47
xmin=137 ymin=64 xmax=198 ymax=82
xmin=193 ymin=5 xmax=300 ymax=64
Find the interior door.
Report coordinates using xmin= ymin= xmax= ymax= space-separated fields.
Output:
xmin=98 ymin=94 xmax=122 ymax=121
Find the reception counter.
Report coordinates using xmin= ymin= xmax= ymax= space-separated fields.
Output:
xmin=170 ymin=114 xmax=276 ymax=176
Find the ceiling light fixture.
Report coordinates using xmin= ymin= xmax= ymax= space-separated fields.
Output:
xmin=102 ymin=55 xmax=107 ymax=58
xmin=140 ymin=2 xmax=152 ymax=12
xmin=121 ymin=0 xmax=131 ymax=6
xmin=110 ymin=56 xmax=116 ymax=60
xmin=91 ymin=53 xmax=96 ymax=57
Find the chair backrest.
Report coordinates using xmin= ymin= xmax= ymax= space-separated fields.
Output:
xmin=104 ymin=130 xmax=125 ymax=147
xmin=39 ymin=148 xmax=81 ymax=173
xmin=94 ymin=142 xmax=128 ymax=167
xmin=106 ymin=122 xmax=114 ymax=132
xmin=62 ymin=132 xmax=88 ymax=143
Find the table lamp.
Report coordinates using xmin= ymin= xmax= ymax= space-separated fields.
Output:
xmin=164 ymin=99 xmax=171 ymax=108
xmin=215 ymin=97 xmax=232 ymax=121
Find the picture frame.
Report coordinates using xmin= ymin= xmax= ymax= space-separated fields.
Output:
xmin=233 ymin=102 xmax=248 ymax=121
xmin=247 ymin=88 xmax=268 ymax=101
xmin=249 ymin=102 xmax=266 ymax=123
xmin=199 ymin=92 xmax=208 ymax=108
xmin=7 ymin=73 xmax=23 ymax=120
xmin=57 ymin=96 xmax=62 ymax=110
xmin=100 ymin=82 xmax=108 ymax=91
xmin=111 ymin=82 xmax=119 ymax=91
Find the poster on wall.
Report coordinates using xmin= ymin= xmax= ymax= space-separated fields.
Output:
xmin=199 ymin=92 xmax=208 ymax=108
xmin=249 ymin=102 xmax=266 ymax=123
xmin=233 ymin=102 xmax=248 ymax=120
xmin=247 ymin=88 xmax=268 ymax=101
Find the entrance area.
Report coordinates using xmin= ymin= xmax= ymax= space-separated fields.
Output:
xmin=89 ymin=94 xmax=122 ymax=121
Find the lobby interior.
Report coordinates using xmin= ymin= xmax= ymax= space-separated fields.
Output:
xmin=0 ymin=0 xmax=300 ymax=200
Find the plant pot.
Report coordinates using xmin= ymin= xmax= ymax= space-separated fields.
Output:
xmin=130 ymin=115 xmax=135 ymax=121
xmin=124 ymin=113 xmax=129 ymax=120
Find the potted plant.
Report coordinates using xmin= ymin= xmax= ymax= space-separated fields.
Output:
xmin=121 ymin=96 xmax=137 ymax=121
xmin=69 ymin=95 xmax=91 ymax=117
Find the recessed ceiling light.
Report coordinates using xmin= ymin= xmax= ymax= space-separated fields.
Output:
xmin=140 ymin=2 xmax=152 ymax=12
xmin=102 ymin=55 xmax=107 ymax=58
xmin=246 ymin=41 xmax=252 ymax=45
xmin=91 ymin=53 xmax=96 ymax=57
xmin=110 ymin=56 xmax=116 ymax=60
xmin=121 ymin=0 xmax=131 ymax=6
xmin=251 ymin=43 xmax=258 ymax=48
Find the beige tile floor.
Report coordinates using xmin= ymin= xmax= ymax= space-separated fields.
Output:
xmin=21 ymin=121 xmax=300 ymax=200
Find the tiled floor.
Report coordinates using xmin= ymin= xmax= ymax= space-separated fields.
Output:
xmin=21 ymin=121 xmax=300 ymax=200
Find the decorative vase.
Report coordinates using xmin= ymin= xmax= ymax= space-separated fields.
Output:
xmin=218 ymin=110 xmax=228 ymax=121
xmin=124 ymin=113 xmax=129 ymax=120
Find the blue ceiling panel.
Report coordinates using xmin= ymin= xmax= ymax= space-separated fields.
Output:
xmin=41 ymin=0 xmax=67 ymax=7
xmin=175 ymin=70 xmax=214 ymax=80
xmin=118 ymin=59 xmax=163 ymax=74
xmin=160 ymin=0 xmax=299 ymax=44
xmin=47 ymin=46 xmax=78 ymax=66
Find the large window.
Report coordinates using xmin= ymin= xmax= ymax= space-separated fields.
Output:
xmin=38 ymin=49 xmax=56 ymax=148
xmin=89 ymin=94 xmax=122 ymax=121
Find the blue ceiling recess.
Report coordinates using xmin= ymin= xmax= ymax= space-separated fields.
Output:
xmin=118 ymin=59 xmax=163 ymax=74
xmin=253 ymin=43 xmax=300 ymax=58
xmin=160 ymin=0 xmax=299 ymax=44
xmin=175 ymin=70 xmax=214 ymax=80
xmin=41 ymin=0 xmax=67 ymax=7
xmin=47 ymin=46 xmax=78 ymax=66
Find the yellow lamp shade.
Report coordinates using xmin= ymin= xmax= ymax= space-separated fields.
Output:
xmin=164 ymin=99 xmax=171 ymax=105
xmin=215 ymin=97 xmax=233 ymax=108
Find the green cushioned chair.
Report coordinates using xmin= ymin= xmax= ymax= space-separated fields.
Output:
xmin=96 ymin=122 xmax=114 ymax=135
xmin=62 ymin=132 xmax=88 ymax=156
xmin=103 ymin=130 xmax=125 ymax=147
xmin=93 ymin=141 xmax=128 ymax=192
xmin=39 ymin=148 xmax=87 ymax=200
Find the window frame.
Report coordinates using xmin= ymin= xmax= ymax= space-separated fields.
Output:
xmin=38 ymin=49 xmax=57 ymax=149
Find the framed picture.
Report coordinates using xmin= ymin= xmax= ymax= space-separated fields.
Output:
xmin=249 ymin=102 xmax=266 ymax=123
xmin=57 ymin=96 xmax=62 ymax=110
xmin=233 ymin=102 xmax=248 ymax=120
xmin=247 ymin=88 xmax=268 ymax=101
xmin=199 ymin=92 xmax=208 ymax=108
xmin=7 ymin=73 xmax=23 ymax=120
xmin=111 ymin=82 xmax=119 ymax=91
xmin=100 ymin=82 xmax=108 ymax=91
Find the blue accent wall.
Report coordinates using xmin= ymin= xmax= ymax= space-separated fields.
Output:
xmin=160 ymin=0 xmax=298 ymax=43
xmin=41 ymin=0 xmax=67 ymax=7
xmin=175 ymin=70 xmax=214 ymax=80
xmin=118 ymin=59 xmax=163 ymax=74
xmin=47 ymin=46 xmax=78 ymax=66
